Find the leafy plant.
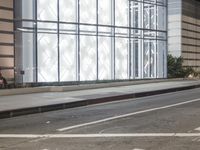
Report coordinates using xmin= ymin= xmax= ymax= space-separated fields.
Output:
xmin=167 ymin=54 xmax=195 ymax=78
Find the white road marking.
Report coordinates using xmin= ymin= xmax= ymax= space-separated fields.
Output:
xmin=133 ymin=148 xmax=145 ymax=150
xmin=1 ymin=133 xmax=200 ymax=138
xmin=57 ymin=98 xmax=200 ymax=131
xmin=194 ymin=127 xmax=200 ymax=131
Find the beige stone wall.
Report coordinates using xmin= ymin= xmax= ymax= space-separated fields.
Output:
xmin=0 ymin=0 xmax=14 ymax=81
xmin=182 ymin=15 xmax=200 ymax=71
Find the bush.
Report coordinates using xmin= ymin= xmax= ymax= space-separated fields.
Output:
xmin=167 ymin=54 xmax=195 ymax=78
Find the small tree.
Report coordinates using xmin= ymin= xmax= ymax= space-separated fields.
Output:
xmin=167 ymin=54 xmax=194 ymax=78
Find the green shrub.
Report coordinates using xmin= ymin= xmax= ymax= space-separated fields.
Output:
xmin=167 ymin=54 xmax=195 ymax=78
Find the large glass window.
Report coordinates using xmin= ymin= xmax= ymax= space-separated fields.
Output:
xmin=15 ymin=0 xmax=167 ymax=83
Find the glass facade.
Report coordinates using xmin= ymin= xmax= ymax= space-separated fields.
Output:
xmin=15 ymin=0 xmax=167 ymax=83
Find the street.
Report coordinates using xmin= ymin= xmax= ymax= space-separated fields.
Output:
xmin=1 ymin=88 xmax=200 ymax=150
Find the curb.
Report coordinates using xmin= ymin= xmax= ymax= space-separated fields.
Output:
xmin=0 ymin=78 xmax=188 ymax=96
xmin=0 ymin=84 xmax=200 ymax=119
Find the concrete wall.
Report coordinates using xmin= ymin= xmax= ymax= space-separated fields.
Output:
xmin=0 ymin=0 xmax=14 ymax=82
xmin=168 ymin=0 xmax=200 ymax=71
xmin=181 ymin=0 xmax=200 ymax=71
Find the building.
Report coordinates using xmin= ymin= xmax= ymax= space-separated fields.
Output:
xmin=0 ymin=0 xmax=14 ymax=82
xmin=168 ymin=0 xmax=200 ymax=71
xmin=0 ymin=0 xmax=167 ymax=84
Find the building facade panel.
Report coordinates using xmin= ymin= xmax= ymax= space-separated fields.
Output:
xmin=14 ymin=0 xmax=167 ymax=83
xmin=181 ymin=0 xmax=200 ymax=71
xmin=168 ymin=0 xmax=200 ymax=72
xmin=0 ymin=0 xmax=14 ymax=82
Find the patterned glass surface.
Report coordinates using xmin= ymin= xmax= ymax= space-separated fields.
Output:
xmin=98 ymin=37 xmax=112 ymax=80
xmin=18 ymin=0 xmax=167 ymax=83
xmin=38 ymin=33 xmax=58 ymax=82
xmin=80 ymin=0 xmax=96 ymax=24
xmin=59 ymin=0 xmax=76 ymax=22
xmin=80 ymin=35 xmax=97 ymax=81
xmin=60 ymin=34 xmax=77 ymax=81
xmin=37 ymin=0 xmax=57 ymax=21
xmin=115 ymin=38 xmax=128 ymax=79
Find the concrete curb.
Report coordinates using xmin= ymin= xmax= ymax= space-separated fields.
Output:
xmin=0 ymin=83 xmax=200 ymax=119
xmin=0 ymin=78 xmax=189 ymax=96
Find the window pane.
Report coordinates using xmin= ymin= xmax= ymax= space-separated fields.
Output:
xmin=80 ymin=0 xmax=96 ymax=24
xmin=22 ymin=33 xmax=35 ymax=82
xmin=98 ymin=0 xmax=111 ymax=25
xmin=115 ymin=38 xmax=128 ymax=79
xmin=80 ymin=35 xmax=97 ymax=81
xmin=98 ymin=37 xmax=112 ymax=80
xmin=38 ymin=33 xmax=58 ymax=82
xmin=59 ymin=0 xmax=76 ymax=22
xmin=60 ymin=34 xmax=77 ymax=81
xmin=115 ymin=0 xmax=128 ymax=26
xmin=37 ymin=0 xmax=57 ymax=21
xmin=158 ymin=6 xmax=166 ymax=30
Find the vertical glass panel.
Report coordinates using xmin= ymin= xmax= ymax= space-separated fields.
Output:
xmin=133 ymin=39 xmax=139 ymax=78
xmin=38 ymin=33 xmax=58 ymax=82
xmin=144 ymin=3 xmax=156 ymax=30
xmin=22 ymin=32 xmax=35 ymax=82
xmin=22 ymin=0 xmax=34 ymax=19
xmin=80 ymin=0 xmax=96 ymax=24
xmin=98 ymin=0 xmax=111 ymax=25
xmin=157 ymin=6 xmax=166 ymax=30
xmin=60 ymin=34 xmax=76 ymax=81
xmin=37 ymin=0 xmax=57 ymax=21
xmin=131 ymin=2 xmax=139 ymax=28
xmin=157 ymin=40 xmax=166 ymax=78
xmin=59 ymin=0 xmax=76 ymax=22
xmin=115 ymin=0 xmax=128 ymax=26
xmin=143 ymin=40 xmax=157 ymax=78
xmin=115 ymin=38 xmax=128 ymax=79
xmin=98 ymin=37 xmax=112 ymax=80
xmin=80 ymin=36 xmax=97 ymax=81
xmin=144 ymin=40 xmax=150 ymax=78
xmin=150 ymin=41 xmax=156 ymax=78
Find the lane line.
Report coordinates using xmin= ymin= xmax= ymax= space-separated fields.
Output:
xmin=194 ymin=127 xmax=200 ymax=131
xmin=57 ymin=98 xmax=200 ymax=132
xmin=1 ymin=133 xmax=200 ymax=138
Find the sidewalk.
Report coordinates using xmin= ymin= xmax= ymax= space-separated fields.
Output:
xmin=0 ymin=79 xmax=200 ymax=119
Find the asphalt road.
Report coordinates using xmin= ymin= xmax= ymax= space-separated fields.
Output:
xmin=1 ymin=88 xmax=200 ymax=150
